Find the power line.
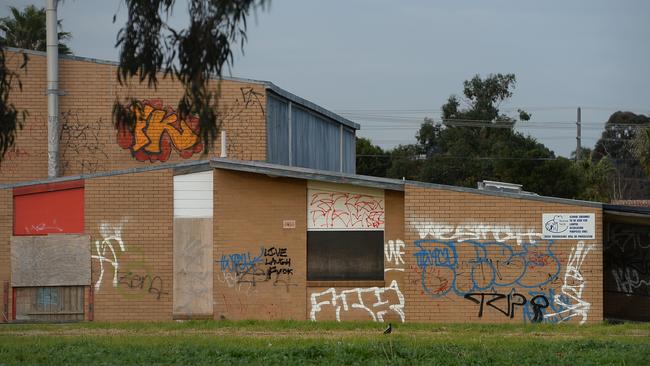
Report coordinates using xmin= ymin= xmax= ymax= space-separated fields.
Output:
xmin=336 ymin=106 xmax=650 ymax=113
xmin=357 ymin=154 xmax=649 ymax=164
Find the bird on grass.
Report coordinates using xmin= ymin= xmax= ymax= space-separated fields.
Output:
xmin=383 ymin=323 xmax=392 ymax=334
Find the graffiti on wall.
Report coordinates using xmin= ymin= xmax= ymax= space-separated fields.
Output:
xmin=91 ymin=219 xmax=128 ymax=292
xmin=544 ymin=241 xmax=594 ymax=324
xmin=217 ymin=246 xmax=295 ymax=294
xmin=412 ymin=221 xmax=594 ymax=323
xmin=117 ymin=271 xmax=167 ymax=300
xmin=218 ymin=87 xmax=266 ymax=159
xmin=310 ymin=280 xmax=405 ymax=322
xmin=385 ymin=239 xmax=405 ymax=272
xmin=412 ymin=221 xmax=542 ymax=246
xmin=413 ymin=238 xmax=560 ymax=298
xmin=464 ymin=290 xmax=550 ymax=322
xmin=309 ymin=190 xmax=385 ymax=229
xmin=117 ymin=99 xmax=204 ymax=162
xmin=0 ymin=146 xmax=30 ymax=175
xmin=23 ymin=219 xmax=63 ymax=234
xmin=59 ymin=111 xmax=108 ymax=174
xmin=605 ymin=222 xmax=650 ymax=296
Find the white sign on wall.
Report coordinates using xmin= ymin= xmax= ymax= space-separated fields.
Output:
xmin=542 ymin=213 xmax=595 ymax=239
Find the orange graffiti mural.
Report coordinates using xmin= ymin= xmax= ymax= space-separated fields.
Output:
xmin=117 ymin=99 xmax=204 ymax=162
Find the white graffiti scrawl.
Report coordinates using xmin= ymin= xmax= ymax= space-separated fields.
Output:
xmin=91 ymin=219 xmax=128 ymax=292
xmin=310 ymin=280 xmax=405 ymax=322
xmin=385 ymin=239 xmax=405 ymax=272
xmin=411 ymin=221 xmax=542 ymax=246
xmin=545 ymin=241 xmax=594 ymax=324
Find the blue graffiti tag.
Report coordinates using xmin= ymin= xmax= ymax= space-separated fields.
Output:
xmin=414 ymin=239 xmax=560 ymax=298
xmin=218 ymin=247 xmax=264 ymax=273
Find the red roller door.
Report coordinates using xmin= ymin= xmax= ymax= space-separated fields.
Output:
xmin=13 ymin=180 xmax=84 ymax=235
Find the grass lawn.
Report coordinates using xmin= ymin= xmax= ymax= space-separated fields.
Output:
xmin=1 ymin=321 xmax=649 ymax=365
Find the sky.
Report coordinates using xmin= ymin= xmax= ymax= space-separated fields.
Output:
xmin=2 ymin=0 xmax=649 ymax=157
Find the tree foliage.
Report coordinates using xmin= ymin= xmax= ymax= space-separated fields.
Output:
xmin=356 ymin=137 xmax=390 ymax=177
xmin=0 ymin=45 xmax=27 ymax=160
xmin=358 ymin=73 xmax=614 ymax=201
xmin=0 ymin=4 xmax=72 ymax=161
xmin=113 ymin=0 xmax=268 ymax=154
xmin=0 ymin=5 xmax=72 ymax=55
xmin=593 ymin=111 xmax=650 ymax=200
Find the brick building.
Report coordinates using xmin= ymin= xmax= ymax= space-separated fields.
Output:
xmin=1 ymin=48 xmax=648 ymax=324
xmin=0 ymin=47 xmax=358 ymax=186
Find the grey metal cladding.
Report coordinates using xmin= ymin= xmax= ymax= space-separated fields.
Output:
xmin=264 ymin=83 xmax=359 ymax=130
xmin=342 ymin=127 xmax=356 ymax=174
xmin=266 ymin=94 xmax=290 ymax=165
xmin=291 ymin=106 xmax=341 ymax=172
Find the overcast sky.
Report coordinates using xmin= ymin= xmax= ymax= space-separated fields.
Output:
xmin=3 ymin=0 xmax=649 ymax=157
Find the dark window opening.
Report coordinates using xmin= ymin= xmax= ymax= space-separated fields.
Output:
xmin=307 ymin=231 xmax=384 ymax=281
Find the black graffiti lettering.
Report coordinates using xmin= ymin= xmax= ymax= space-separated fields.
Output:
xmin=264 ymin=246 xmax=288 ymax=257
xmin=265 ymin=257 xmax=291 ymax=266
xmin=224 ymin=246 xmax=297 ymax=290
xmin=484 ymin=293 xmax=508 ymax=317
xmin=464 ymin=293 xmax=487 ymax=317
xmin=236 ymin=266 xmax=267 ymax=286
xmin=509 ymin=293 xmax=527 ymax=319
xmin=530 ymin=295 xmax=550 ymax=323
xmin=465 ymin=292 xmax=528 ymax=319
xmin=118 ymin=271 xmax=168 ymax=300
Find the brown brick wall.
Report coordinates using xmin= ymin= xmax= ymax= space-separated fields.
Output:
xmin=214 ymin=170 xmax=306 ymax=320
xmin=1 ymin=165 xmax=612 ymax=324
xmin=0 ymin=189 xmax=12 ymax=322
xmin=85 ymin=169 xmax=174 ymax=321
xmin=404 ymin=185 xmax=603 ymax=324
xmin=0 ymin=49 xmax=267 ymax=184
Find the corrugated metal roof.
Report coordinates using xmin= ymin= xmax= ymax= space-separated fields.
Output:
xmin=4 ymin=47 xmax=358 ymax=130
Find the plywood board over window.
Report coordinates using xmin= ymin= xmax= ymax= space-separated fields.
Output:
xmin=11 ymin=234 xmax=90 ymax=322
xmin=14 ymin=286 xmax=84 ymax=322
xmin=173 ymin=171 xmax=214 ymax=319
xmin=11 ymin=234 xmax=91 ymax=287
xmin=307 ymin=182 xmax=385 ymax=282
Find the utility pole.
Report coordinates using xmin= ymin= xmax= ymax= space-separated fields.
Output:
xmin=46 ymin=0 xmax=59 ymax=177
xmin=576 ymin=107 xmax=581 ymax=162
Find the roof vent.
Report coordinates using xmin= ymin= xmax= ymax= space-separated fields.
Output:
xmin=477 ymin=180 xmax=534 ymax=195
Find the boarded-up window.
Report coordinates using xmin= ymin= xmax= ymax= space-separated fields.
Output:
xmin=307 ymin=182 xmax=385 ymax=281
xmin=14 ymin=286 xmax=84 ymax=322
xmin=11 ymin=235 xmax=91 ymax=287
xmin=13 ymin=180 xmax=84 ymax=235
xmin=173 ymin=171 xmax=214 ymax=319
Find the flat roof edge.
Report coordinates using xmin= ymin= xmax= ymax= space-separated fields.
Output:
xmin=405 ymin=180 xmax=603 ymax=208
xmin=209 ymin=158 xmax=403 ymax=191
xmin=0 ymin=159 xmax=404 ymax=191
xmin=604 ymin=204 xmax=650 ymax=216
xmin=0 ymin=160 xmax=211 ymax=189
xmin=0 ymin=157 xmax=605 ymax=209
